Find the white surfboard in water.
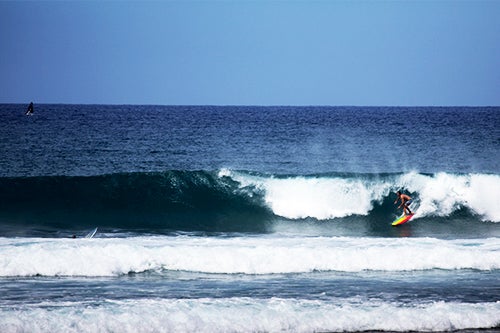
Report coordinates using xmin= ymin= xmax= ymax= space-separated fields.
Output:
xmin=85 ymin=227 xmax=98 ymax=239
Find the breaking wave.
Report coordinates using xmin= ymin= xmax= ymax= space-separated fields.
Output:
xmin=221 ymin=169 xmax=500 ymax=222
xmin=0 ymin=170 xmax=498 ymax=236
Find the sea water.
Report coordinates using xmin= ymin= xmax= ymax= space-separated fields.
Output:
xmin=0 ymin=105 xmax=499 ymax=332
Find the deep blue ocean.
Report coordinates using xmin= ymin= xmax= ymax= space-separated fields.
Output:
xmin=0 ymin=104 xmax=499 ymax=332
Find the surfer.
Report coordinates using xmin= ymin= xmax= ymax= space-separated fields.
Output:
xmin=25 ymin=102 xmax=34 ymax=115
xmin=394 ymin=191 xmax=413 ymax=215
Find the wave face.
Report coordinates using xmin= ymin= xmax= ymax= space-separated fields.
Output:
xmin=0 ymin=170 xmax=499 ymax=236
xmin=0 ymin=171 xmax=270 ymax=234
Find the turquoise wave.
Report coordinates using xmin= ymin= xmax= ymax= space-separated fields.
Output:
xmin=0 ymin=170 xmax=497 ymax=237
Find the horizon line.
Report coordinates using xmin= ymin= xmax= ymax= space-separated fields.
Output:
xmin=1 ymin=102 xmax=499 ymax=108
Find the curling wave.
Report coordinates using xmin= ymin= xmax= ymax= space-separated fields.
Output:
xmin=0 ymin=170 xmax=498 ymax=236
xmin=221 ymin=169 xmax=500 ymax=222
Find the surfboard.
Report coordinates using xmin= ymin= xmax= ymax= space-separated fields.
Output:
xmin=85 ymin=227 xmax=98 ymax=238
xmin=392 ymin=214 xmax=414 ymax=226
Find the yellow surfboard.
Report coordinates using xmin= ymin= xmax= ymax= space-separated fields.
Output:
xmin=392 ymin=214 xmax=414 ymax=226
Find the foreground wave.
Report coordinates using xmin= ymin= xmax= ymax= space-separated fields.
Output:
xmin=0 ymin=170 xmax=499 ymax=236
xmin=1 ymin=236 xmax=498 ymax=277
xmin=1 ymin=297 xmax=499 ymax=333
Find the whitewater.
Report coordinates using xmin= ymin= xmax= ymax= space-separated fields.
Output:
xmin=0 ymin=104 xmax=499 ymax=332
xmin=2 ymin=232 xmax=499 ymax=332
xmin=2 ymin=298 xmax=499 ymax=333
xmin=1 ymin=235 xmax=499 ymax=277
xmin=221 ymin=169 xmax=500 ymax=222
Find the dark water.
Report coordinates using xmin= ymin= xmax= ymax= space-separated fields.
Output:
xmin=1 ymin=105 xmax=498 ymax=176
xmin=0 ymin=105 xmax=499 ymax=332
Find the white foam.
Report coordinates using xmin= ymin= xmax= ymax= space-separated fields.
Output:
xmin=222 ymin=170 xmax=390 ymax=219
xmin=221 ymin=170 xmax=500 ymax=222
xmin=1 ymin=298 xmax=499 ymax=333
xmin=0 ymin=236 xmax=498 ymax=277
xmin=405 ymin=172 xmax=500 ymax=222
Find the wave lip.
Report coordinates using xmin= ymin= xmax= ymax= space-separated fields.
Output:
xmin=1 ymin=298 xmax=499 ymax=333
xmin=1 ymin=236 xmax=498 ymax=277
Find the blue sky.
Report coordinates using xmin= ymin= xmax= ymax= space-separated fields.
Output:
xmin=1 ymin=1 xmax=499 ymax=106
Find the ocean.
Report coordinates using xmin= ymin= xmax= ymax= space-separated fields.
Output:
xmin=0 ymin=104 xmax=499 ymax=332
